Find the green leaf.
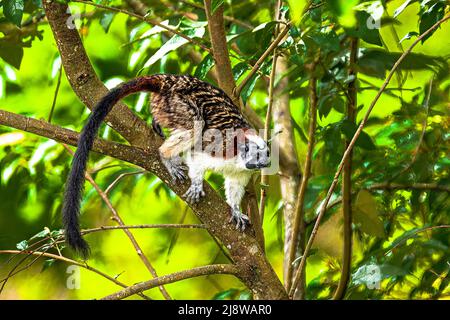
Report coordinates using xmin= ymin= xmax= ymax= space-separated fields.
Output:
xmin=16 ymin=240 xmax=28 ymax=250
xmin=211 ymin=0 xmax=224 ymax=14
xmin=240 ymin=73 xmax=259 ymax=105
xmin=100 ymin=12 xmax=115 ymax=33
xmin=30 ymin=227 xmax=50 ymax=240
xmin=353 ymin=11 xmax=383 ymax=46
xmin=0 ymin=40 xmax=24 ymax=69
xmin=419 ymin=2 xmax=445 ymax=44
xmin=340 ymin=120 xmax=376 ymax=150
xmin=194 ymin=54 xmax=214 ymax=80
xmin=357 ymin=49 xmax=449 ymax=79
xmin=308 ymin=30 xmax=341 ymax=52
xmin=144 ymin=27 xmax=205 ymax=68
xmin=237 ymin=290 xmax=252 ymax=300
xmin=232 ymin=62 xmax=249 ymax=81
xmin=354 ymin=190 xmax=385 ymax=238
xmin=3 ymin=0 xmax=24 ymax=26
xmin=393 ymin=0 xmax=416 ymax=18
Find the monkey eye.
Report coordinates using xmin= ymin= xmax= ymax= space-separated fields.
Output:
xmin=244 ymin=145 xmax=249 ymax=152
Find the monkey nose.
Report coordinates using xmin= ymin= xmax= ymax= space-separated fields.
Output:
xmin=257 ymin=160 xmax=271 ymax=169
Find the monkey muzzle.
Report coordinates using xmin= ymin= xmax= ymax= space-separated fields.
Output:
xmin=245 ymin=152 xmax=271 ymax=170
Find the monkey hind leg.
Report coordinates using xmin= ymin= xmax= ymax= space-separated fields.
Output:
xmin=159 ymin=129 xmax=194 ymax=182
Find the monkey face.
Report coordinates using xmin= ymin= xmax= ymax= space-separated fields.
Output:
xmin=237 ymin=133 xmax=271 ymax=170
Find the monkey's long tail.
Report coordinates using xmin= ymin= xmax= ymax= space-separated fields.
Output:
xmin=63 ymin=76 xmax=162 ymax=258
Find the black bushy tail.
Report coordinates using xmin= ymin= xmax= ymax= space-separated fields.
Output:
xmin=62 ymin=76 xmax=161 ymax=258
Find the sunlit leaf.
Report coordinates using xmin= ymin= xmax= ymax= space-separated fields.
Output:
xmin=393 ymin=0 xmax=416 ymax=18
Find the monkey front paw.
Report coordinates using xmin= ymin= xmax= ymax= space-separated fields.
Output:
xmin=169 ymin=164 xmax=188 ymax=182
xmin=229 ymin=209 xmax=250 ymax=231
xmin=184 ymin=182 xmax=205 ymax=203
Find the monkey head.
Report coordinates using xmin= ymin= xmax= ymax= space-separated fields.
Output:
xmin=235 ymin=130 xmax=271 ymax=171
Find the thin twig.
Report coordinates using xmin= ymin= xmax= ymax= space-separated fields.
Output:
xmin=101 ymin=264 xmax=239 ymax=300
xmin=0 ymin=250 xmax=151 ymax=300
xmin=259 ymin=0 xmax=282 ymax=226
xmin=104 ymin=170 xmax=146 ymax=195
xmin=333 ymin=37 xmax=358 ymax=300
xmin=203 ymin=0 xmax=236 ymax=98
xmin=289 ymin=14 xmax=450 ymax=299
xmin=48 ymin=65 xmax=63 ymax=123
xmin=81 ymin=224 xmax=207 ymax=235
xmin=62 ymin=144 xmax=172 ymax=300
xmin=385 ymin=225 xmax=450 ymax=255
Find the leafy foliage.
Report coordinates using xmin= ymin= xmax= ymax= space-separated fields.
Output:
xmin=0 ymin=0 xmax=448 ymax=300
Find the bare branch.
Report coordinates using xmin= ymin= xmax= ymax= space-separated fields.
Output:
xmin=203 ymin=0 xmax=236 ymax=98
xmin=101 ymin=264 xmax=239 ymax=300
xmin=286 ymin=61 xmax=318 ymax=298
xmin=104 ymin=170 xmax=146 ymax=195
xmin=333 ymin=37 xmax=359 ymax=300
xmin=385 ymin=225 xmax=450 ymax=254
xmin=289 ymin=14 xmax=450 ymax=298
xmin=0 ymin=250 xmax=151 ymax=300
xmin=259 ymin=0 xmax=282 ymax=228
xmin=81 ymin=224 xmax=207 ymax=235
xmin=368 ymin=182 xmax=450 ymax=193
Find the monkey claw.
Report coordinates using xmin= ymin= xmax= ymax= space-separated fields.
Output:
xmin=162 ymin=157 xmax=188 ymax=182
xmin=229 ymin=209 xmax=250 ymax=231
xmin=184 ymin=182 xmax=205 ymax=203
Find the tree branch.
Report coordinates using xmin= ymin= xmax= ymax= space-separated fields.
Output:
xmin=259 ymin=0 xmax=282 ymax=226
xmin=81 ymin=224 xmax=207 ymax=235
xmin=101 ymin=264 xmax=239 ymax=300
xmin=333 ymin=37 xmax=358 ymax=300
xmin=289 ymin=14 xmax=450 ymax=298
xmin=286 ymin=61 xmax=318 ymax=298
xmin=203 ymin=0 xmax=236 ymax=99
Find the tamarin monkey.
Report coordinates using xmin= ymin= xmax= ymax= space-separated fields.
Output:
xmin=63 ymin=74 xmax=271 ymax=257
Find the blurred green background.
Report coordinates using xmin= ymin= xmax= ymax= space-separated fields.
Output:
xmin=0 ymin=0 xmax=449 ymax=299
